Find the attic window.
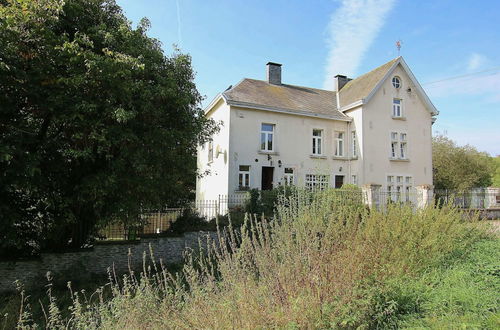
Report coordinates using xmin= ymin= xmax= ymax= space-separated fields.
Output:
xmin=392 ymin=76 xmax=401 ymax=89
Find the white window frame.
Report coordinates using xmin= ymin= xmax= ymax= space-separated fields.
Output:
xmin=387 ymin=174 xmax=413 ymax=202
xmin=312 ymin=129 xmax=323 ymax=156
xmin=283 ymin=167 xmax=295 ymax=186
xmin=392 ymin=76 xmax=401 ymax=89
xmin=260 ymin=123 xmax=275 ymax=152
xmin=400 ymin=133 xmax=407 ymax=159
xmin=305 ymin=174 xmax=329 ymax=191
xmin=390 ymin=131 xmax=408 ymax=160
xmin=351 ymin=174 xmax=357 ymax=185
xmin=392 ymin=98 xmax=402 ymax=117
xmin=351 ymin=131 xmax=357 ymax=157
xmin=238 ymin=165 xmax=250 ymax=190
xmin=390 ymin=132 xmax=398 ymax=158
xmin=334 ymin=131 xmax=345 ymax=157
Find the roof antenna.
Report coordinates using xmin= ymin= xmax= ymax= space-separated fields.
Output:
xmin=396 ymin=39 xmax=403 ymax=56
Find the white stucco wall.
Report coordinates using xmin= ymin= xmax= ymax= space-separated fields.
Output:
xmin=361 ymin=64 xmax=434 ymax=188
xmin=196 ymin=62 xmax=436 ymax=199
xmin=195 ymin=99 xmax=231 ymax=200
xmin=227 ymin=107 xmax=358 ymax=194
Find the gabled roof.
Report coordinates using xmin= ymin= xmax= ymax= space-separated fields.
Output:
xmin=206 ymin=56 xmax=438 ymax=118
xmin=222 ymin=79 xmax=350 ymax=121
xmin=339 ymin=57 xmax=439 ymax=115
xmin=339 ymin=58 xmax=399 ymax=108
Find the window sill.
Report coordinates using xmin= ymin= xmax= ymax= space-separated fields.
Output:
xmin=332 ymin=156 xmax=348 ymax=160
xmin=391 ymin=116 xmax=406 ymax=121
xmin=310 ymin=155 xmax=327 ymax=159
xmin=258 ymin=150 xmax=279 ymax=156
xmin=389 ymin=158 xmax=410 ymax=162
xmin=236 ymin=188 xmax=251 ymax=192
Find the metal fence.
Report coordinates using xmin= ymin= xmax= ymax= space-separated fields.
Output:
xmin=97 ymin=208 xmax=183 ymax=241
xmin=434 ymin=189 xmax=500 ymax=209
xmin=97 ymin=195 xmax=250 ymax=241
xmin=96 ymin=188 xmax=500 ymax=241
xmin=194 ymin=194 xmax=249 ymax=219
xmin=372 ymin=188 xmax=500 ymax=210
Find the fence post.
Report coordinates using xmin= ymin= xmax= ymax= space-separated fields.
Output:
xmin=362 ymin=184 xmax=381 ymax=210
xmin=485 ymin=187 xmax=500 ymax=209
xmin=415 ymin=184 xmax=433 ymax=209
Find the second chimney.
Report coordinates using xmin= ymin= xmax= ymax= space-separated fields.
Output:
xmin=334 ymin=75 xmax=351 ymax=91
xmin=266 ymin=62 xmax=282 ymax=85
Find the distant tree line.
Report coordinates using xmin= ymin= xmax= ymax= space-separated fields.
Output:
xmin=432 ymin=135 xmax=497 ymax=191
xmin=0 ymin=0 xmax=218 ymax=258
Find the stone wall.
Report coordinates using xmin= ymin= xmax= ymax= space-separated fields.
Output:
xmin=0 ymin=231 xmax=218 ymax=293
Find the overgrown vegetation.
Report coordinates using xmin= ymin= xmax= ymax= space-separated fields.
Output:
xmin=3 ymin=189 xmax=496 ymax=329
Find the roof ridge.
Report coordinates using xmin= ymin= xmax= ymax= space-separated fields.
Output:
xmin=240 ymin=78 xmax=335 ymax=93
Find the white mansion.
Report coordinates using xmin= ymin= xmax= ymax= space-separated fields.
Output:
xmin=196 ymin=57 xmax=438 ymax=200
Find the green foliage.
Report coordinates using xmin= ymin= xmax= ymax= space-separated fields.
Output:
xmin=0 ymin=0 xmax=219 ymax=257
xmin=432 ymin=135 xmax=495 ymax=190
xmin=165 ymin=208 xmax=213 ymax=235
xmin=492 ymin=156 xmax=500 ymax=187
xmin=243 ymin=187 xmax=292 ymax=216
xmin=8 ymin=190 xmax=494 ymax=329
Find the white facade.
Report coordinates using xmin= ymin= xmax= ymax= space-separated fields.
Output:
xmin=196 ymin=57 xmax=438 ymax=199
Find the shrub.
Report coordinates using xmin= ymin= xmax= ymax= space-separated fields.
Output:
xmin=164 ymin=208 xmax=211 ymax=235
xmin=13 ymin=189 xmax=489 ymax=328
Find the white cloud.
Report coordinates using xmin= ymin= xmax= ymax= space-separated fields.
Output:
xmin=323 ymin=0 xmax=396 ymax=89
xmin=467 ymin=53 xmax=486 ymax=71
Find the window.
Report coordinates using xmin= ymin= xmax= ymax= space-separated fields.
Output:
xmin=390 ymin=132 xmax=398 ymax=158
xmin=305 ymin=174 xmax=329 ymax=191
xmin=351 ymin=131 xmax=357 ymax=157
xmin=312 ymin=129 xmax=323 ymax=155
xmin=392 ymin=98 xmax=402 ymax=117
xmin=351 ymin=175 xmax=357 ymax=185
xmin=283 ymin=168 xmax=294 ymax=186
xmin=334 ymin=131 xmax=345 ymax=157
xmin=400 ymin=133 xmax=407 ymax=159
xmin=392 ymin=76 xmax=401 ymax=89
xmin=238 ymin=165 xmax=250 ymax=190
xmin=387 ymin=175 xmax=412 ymax=202
xmin=208 ymin=141 xmax=214 ymax=162
xmin=260 ymin=123 xmax=275 ymax=151
xmin=390 ymin=132 xmax=408 ymax=160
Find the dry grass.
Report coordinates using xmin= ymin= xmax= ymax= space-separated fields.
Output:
xmin=11 ymin=189 xmax=488 ymax=329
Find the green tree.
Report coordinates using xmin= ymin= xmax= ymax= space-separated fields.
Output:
xmin=432 ymin=135 xmax=494 ymax=190
xmin=492 ymin=156 xmax=500 ymax=187
xmin=0 ymin=0 xmax=218 ymax=257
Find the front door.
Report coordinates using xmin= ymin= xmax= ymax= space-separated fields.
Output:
xmin=334 ymin=175 xmax=344 ymax=188
xmin=261 ymin=167 xmax=274 ymax=190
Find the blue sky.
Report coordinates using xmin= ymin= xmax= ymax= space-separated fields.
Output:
xmin=117 ymin=0 xmax=500 ymax=155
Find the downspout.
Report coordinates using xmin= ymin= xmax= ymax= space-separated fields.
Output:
xmin=347 ymin=121 xmax=351 ymax=184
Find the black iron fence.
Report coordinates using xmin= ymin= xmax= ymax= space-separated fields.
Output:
xmin=96 ymin=188 xmax=500 ymax=242
xmin=97 ymin=208 xmax=183 ymax=241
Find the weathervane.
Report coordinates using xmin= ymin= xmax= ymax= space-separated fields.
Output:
xmin=396 ymin=39 xmax=402 ymax=56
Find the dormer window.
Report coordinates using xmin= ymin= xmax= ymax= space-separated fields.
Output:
xmin=392 ymin=76 xmax=401 ymax=88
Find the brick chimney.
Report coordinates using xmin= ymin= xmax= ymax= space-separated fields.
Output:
xmin=266 ymin=62 xmax=282 ymax=85
xmin=334 ymin=74 xmax=351 ymax=91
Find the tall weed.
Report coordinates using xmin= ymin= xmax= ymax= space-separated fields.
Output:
xmin=14 ymin=189 xmax=487 ymax=329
